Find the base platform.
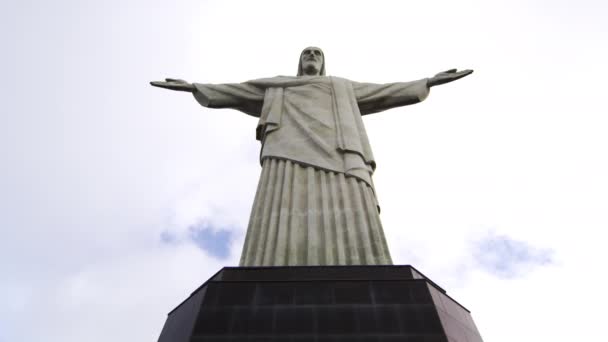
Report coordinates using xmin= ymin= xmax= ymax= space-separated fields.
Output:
xmin=157 ymin=266 xmax=483 ymax=342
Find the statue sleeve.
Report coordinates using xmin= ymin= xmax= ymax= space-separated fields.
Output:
xmin=192 ymin=83 xmax=265 ymax=117
xmin=352 ymin=79 xmax=430 ymax=115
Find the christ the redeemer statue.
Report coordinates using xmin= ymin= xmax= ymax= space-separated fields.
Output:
xmin=151 ymin=47 xmax=472 ymax=267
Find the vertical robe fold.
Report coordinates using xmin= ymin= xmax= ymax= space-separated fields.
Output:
xmin=192 ymin=76 xmax=429 ymax=266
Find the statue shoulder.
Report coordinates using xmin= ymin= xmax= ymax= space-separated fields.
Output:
xmin=328 ymin=76 xmax=357 ymax=87
xmin=329 ymin=75 xmax=349 ymax=82
xmin=247 ymin=75 xmax=299 ymax=86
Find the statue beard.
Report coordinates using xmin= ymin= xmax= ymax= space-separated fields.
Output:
xmin=302 ymin=64 xmax=321 ymax=76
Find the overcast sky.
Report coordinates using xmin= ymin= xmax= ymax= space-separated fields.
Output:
xmin=1 ymin=0 xmax=607 ymax=341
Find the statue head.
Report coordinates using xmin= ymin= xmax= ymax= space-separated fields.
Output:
xmin=298 ymin=46 xmax=325 ymax=76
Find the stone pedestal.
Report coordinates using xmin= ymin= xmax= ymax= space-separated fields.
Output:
xmin=157 ymin=266 xmax=484 ymax=342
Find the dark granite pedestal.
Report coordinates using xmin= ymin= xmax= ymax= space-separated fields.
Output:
xmin=157 ymin=266 xmax=484 ymax=342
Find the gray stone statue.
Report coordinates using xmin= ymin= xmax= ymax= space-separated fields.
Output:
xmin=151 ymin=47 xmax=472 ymax=267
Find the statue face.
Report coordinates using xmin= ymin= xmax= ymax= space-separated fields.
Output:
xmin=300 ymin=47 xmax=324 ymax=75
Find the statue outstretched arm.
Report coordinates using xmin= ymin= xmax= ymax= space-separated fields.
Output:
xmin=353 ymin=78 xmax=430 ymax=115
xmin=150 ymin=78 xmax=265 ymax=117
xmin=353 ymin=68 xmax=473 ymax=115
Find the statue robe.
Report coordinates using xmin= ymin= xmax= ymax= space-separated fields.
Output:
xmin=193 ymin=76 xmax=429 ymax=266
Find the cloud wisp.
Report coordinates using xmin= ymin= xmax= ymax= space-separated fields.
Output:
xmin=161 ymin=221 xmax=234 ymax=260
xmin=471 ymin=231 xmax=554 ymax=279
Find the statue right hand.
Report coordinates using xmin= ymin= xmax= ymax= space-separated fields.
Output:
xmin=150 ymin=78 xmax=195 ymax=92
xmin=427 ymin=69 xmax=473 ymax=87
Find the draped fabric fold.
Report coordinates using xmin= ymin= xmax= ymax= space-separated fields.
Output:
xmin=251 ymin=76 xmax=376 ymax=173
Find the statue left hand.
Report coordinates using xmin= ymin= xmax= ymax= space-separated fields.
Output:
xmin=428 ymin=69 xmax=473 ymax=87
xmin=150 ymin=78 xmax=195 ymax=92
